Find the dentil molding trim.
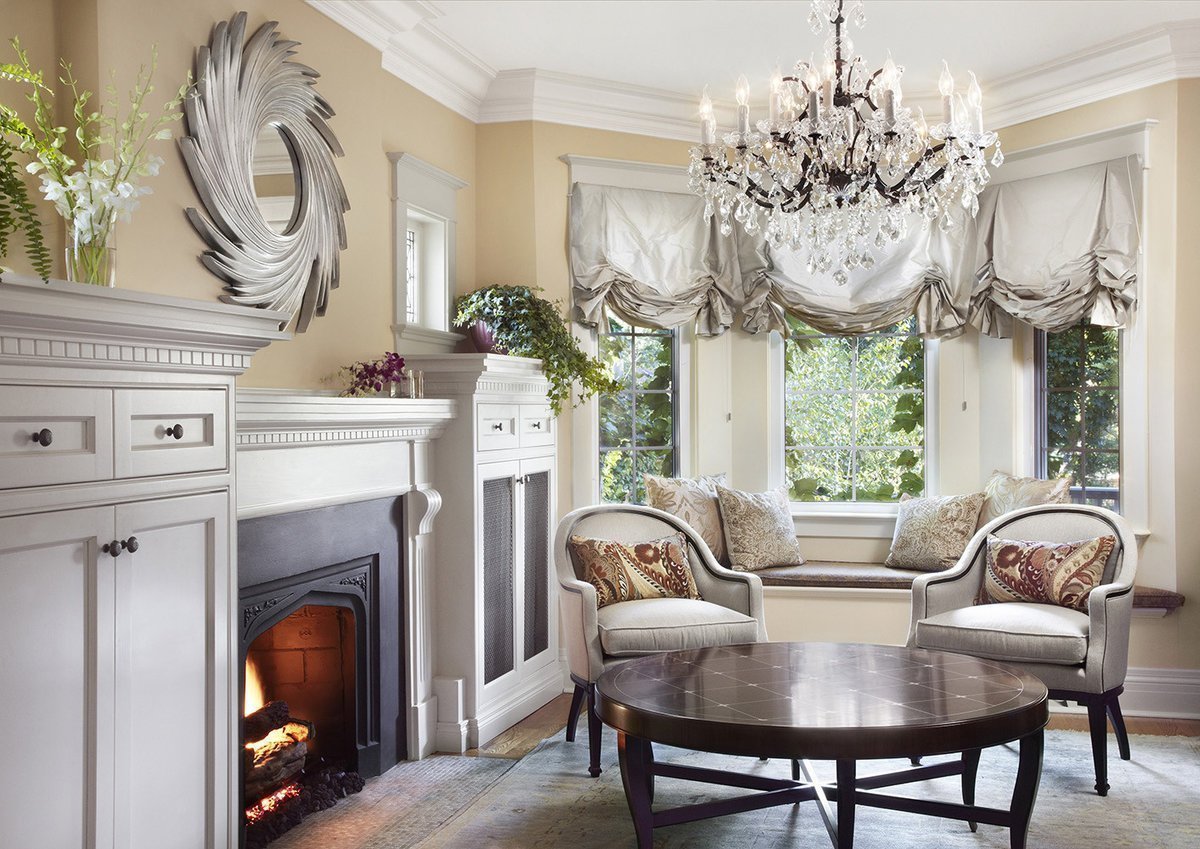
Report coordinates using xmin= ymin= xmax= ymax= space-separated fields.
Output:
xmin=235 ymin=388 xmax=455 ymax=447
xmin=306 ymin=1 xmax=1200 ymax=140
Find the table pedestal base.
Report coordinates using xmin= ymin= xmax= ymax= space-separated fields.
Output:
xmin=617 ymin=730 xmax=1044 ymax=849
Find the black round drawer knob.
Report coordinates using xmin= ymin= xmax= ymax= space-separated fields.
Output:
xmin=122 ymin=536 xmax=139 ymax=553
xmin=30 ymin=428 xmax=53 ymax=447
xmin=101 ymin=540 xmax=122 ymax=558
xmin=163 ymin=424 xmax=184 ymax=440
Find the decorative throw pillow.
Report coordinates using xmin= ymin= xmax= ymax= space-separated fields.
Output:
xmin=978 ymin=470 xmax=1071 ymax=529
xmin=978 ymin=535 xmax=1116 ymax=611
xmin=885 ymin=492 xmax=986 ymax=572
xmin=715 ymin=485 xmax=806 ymax=572
xmin=644 ymin=473 xmax=728 ymax=564
xmin=569 ymin=532 xmax=701 ymax=609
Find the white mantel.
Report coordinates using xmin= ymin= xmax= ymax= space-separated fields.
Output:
xmin=234 ymin=388 xmax=455 ymax=759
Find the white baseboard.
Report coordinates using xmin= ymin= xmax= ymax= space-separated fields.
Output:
xmin=1048 ymin=667 xmax=1200 ymax=720
xmin=470 ymin=662 xmax=566 ymax=748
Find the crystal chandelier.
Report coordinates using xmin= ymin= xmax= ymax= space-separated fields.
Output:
xmin=688 ymin=0 xmax=1002 ymax=283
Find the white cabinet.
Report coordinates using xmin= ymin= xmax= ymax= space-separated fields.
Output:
xmin=0 ymin=276 xmax=283 ymax=849
xmin=405 ymin=354 xmax=562 ymax=751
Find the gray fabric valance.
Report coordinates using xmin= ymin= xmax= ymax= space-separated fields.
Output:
xmin=568 ymin=183 xmax=739 ymax=335
xmin=736 ymin=206 xmax=976 ymax=339
xmin=971 ymin=155 xmax=1140 ymax=338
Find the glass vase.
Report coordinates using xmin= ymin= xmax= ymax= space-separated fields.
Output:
xmin=66 ymin=222 xmax=116 ymax=287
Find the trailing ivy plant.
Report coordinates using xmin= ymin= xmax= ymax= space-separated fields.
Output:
xmin=453 ymin=284 xmax=619 ymax=415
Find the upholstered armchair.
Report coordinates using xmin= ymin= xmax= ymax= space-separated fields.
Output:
xmin=555 ymin=503 xmax=768 ymax=776
xmin=907 ymin=503 xmax=1138 ymax=795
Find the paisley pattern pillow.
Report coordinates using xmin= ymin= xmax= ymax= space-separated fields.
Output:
xmin=885 ymin=492 xmax=986 ymax=571
xmin=978 ymin=535 xmax=1116 ymax=611
xmin=644 ymin=473 xmax=728 ymax=564
xmin=715 ymin=486 xmax=806 ymax=572
xmin=569 ymin=533 xmax=701 ymax=609
xmin=978 ymin=470 xmax=1071 ymax=529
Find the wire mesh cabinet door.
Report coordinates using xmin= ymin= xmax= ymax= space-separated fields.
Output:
xmin=520 ymin=455 xmax=555 ymax=670
xmin=479 ymin=463 xmax=518 ymax=687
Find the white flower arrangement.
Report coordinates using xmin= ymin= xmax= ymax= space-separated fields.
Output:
xmin=1 ymin=39 xmax=189 ymax=284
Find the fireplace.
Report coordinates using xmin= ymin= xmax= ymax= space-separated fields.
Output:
xmin=237 ymin=496 xmax=407 ymax=845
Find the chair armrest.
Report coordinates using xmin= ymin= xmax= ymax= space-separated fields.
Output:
xmin=558 ymin=577 xmax=604 ymax=683
xmin=689 ymin=549 xmax=768 ymax=641
xmin=906 ymin=544 xmax=987 ymax=646
xmin=1086 ymin=581 xmax=1135 ymax=693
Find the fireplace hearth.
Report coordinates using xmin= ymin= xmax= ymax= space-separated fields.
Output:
xmin=238 ymin=497 xmax=407 ymax=846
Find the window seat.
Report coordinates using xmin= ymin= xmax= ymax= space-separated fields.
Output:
xmin=756 ymin=562 xmax=1186 ymax=613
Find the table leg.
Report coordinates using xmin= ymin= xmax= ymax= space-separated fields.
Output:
xmin=837 ymin=759 xmax=856 ymax=849
xmin=1009 ymin=730 xmax=1044 ymax=849
xmin=962 ymin=748 xmax=981 ymax=833
xmin=617 ymin=731 xmax=655 ymax=849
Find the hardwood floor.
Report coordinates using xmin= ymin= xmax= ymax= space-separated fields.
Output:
xmin=471 ymin=693 xmax=1199 ymax=761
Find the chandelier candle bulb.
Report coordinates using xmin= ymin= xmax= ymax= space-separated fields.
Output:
xmin=939 ymin=60 xmax=955 ymax=124
xmin=699 ymin=88 xmax=717 ymax=145
xmin=735 ymin=75 xmax=751 ymax=135
xmin=967 ymin=72 xmax=984 ymax=133
xmin=769 ymin=68 xmax=783 ymax=125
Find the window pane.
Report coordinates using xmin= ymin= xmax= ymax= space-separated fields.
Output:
xmin=783 ymin=319 xmax=925 ymax=502
xmin=1084 ymin=450 xmax=1120 ymax=490
xmin=785 ymin=392 xmax=853 ymax=447
xmin=1084 ymin=325 xmax=1120 ymax=386
xmin=1046 ymin=390 xmax=1081 ymax=451
xmin=598 ymin=322 xmax=677 ymax=504
xmin=785 ymin=448 xmax=852 ymax=502
xmin=1047 ymin=450 xmax=1081 ymax=484
xmin=1084 ymin=390 xmax=1119 ymax=451
xmin=1046 ymin=328 xmax=1082 ymax=388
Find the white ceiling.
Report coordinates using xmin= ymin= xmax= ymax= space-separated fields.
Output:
xmin=309 ymin=0 xmax=1200 ymax=138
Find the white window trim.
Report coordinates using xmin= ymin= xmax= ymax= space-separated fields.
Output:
xmin=997 ymin=120 xmax=1154 ymax=534
xmin=389 ymin=152 xmax=467 ymax=351
xmin=770 ymin=329 xmax=939 ymax=537
xmin=562 ymin=154 xmax=695 ymax=508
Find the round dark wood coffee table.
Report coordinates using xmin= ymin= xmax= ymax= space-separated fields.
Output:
xmin=596 ymin=642 xmax=1048 ymax=849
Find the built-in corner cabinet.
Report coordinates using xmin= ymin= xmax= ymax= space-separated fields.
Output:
xmin=0 ymin=276 xmax=284 ymax=849
xmin=405 ymin=354 xmax=561 ymax=751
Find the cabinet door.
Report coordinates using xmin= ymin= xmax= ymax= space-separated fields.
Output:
xmin=519 ymin=456 xmax=555 ymax=667
xmin=478 ymin=462 xmax=519 ymax=687
xmin=0 ymin=506 xmax=114 ymax=849
xmin=112 ymin=492 xmax=230 ymax=849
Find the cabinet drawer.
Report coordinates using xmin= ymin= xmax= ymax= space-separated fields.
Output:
xmin=477 ymin=404 xmax=520 ymax=452
xmin=114 ymin=388 xmax=227 ymax=478
xmin=0 ymin=385 xmax=114 ymax=488
xmin=518 ymin=405 xmax=554 ymax=448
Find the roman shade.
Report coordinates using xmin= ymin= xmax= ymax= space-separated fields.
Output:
xmin=970 ymin=155 xmax=1140 ymax=338
xmin=736 ymin=206 xmax=976 ymax=338
xmin=569 ymin=183 xmax=739 ymax=335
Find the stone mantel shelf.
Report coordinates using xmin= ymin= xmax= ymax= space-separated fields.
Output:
xmin=0 ymin=274 xmax=290 ymax=372
xmin=236 ymin=388 xmax=456 ymax=446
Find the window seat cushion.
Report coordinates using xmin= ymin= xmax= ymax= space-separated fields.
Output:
xmin=756 ymin=561 xmax=924 ymax=589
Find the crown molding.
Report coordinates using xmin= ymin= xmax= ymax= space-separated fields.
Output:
xmin=307 ymin=3 xmax=1200 ymax=140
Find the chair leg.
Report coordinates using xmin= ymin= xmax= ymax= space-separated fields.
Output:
xmin=565 ymin=683 xmax=586 ymax=743
xmin=1108 ymin=697 xmax=1131 ymax=761
xmin=1086 ymin=700 xmax=1110 ymax=796
xmin=586 ymin=683 xmax=602 ymax=777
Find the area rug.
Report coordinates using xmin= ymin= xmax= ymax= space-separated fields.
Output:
xmin=416 ymin=727 xmax=1200 ymax=848
xmin=270 ymin=754 xmax=514 ymax=849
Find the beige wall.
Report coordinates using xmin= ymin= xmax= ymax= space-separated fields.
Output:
xmin=4 ymin=0 xmax=478 ymax=390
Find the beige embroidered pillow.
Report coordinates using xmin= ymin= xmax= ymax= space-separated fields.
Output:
xmin=885 ymin=492 xmax=986 ymax=572
xmin=978 ymin=535 xmax=1115 ymax=611
xmin=715 ymin=486 xmax=806 ymax=572
xmin=644 ymin=473 xmax=728 ymax=564
xmin=978 ymin=470 xmax=1071 ymax=529
xmin=568 ymin=533 xmax=701 ymax=609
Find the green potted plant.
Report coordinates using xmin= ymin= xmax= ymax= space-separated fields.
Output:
xmin=453 ymin=284 xmax=618 ymax=415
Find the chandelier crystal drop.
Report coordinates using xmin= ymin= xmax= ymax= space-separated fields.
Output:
xmin=688 ymin=0 xmax=1002 ymax=282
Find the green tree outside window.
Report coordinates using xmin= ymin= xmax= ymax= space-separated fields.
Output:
xmin=598 ymin=316 xmax=677 ymax=503
xmin=784 ymin=317 xmax=925 ymax=502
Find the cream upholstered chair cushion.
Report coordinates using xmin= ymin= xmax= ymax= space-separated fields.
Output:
xmin=597 ymin=598 xmax=760 ymax=656
xmin=915 ymin=603 xmax=1090 ymax=665
xmin=977 ymin=470 xmax=1071 ymax=528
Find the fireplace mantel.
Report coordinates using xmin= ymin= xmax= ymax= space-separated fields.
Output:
xmin=234 ymin=388 xmax=455 ymax=760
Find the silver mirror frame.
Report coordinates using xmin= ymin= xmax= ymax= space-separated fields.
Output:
xmin=180 ymin=12 xmax=350 ymax=332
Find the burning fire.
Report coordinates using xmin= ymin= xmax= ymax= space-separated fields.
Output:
xmin=245 ymin=654 xmax=266 ymax=716
xmin=245 ymin=782 xmax=302 ymax=824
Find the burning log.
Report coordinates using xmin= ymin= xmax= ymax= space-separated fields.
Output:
xmin=244 ymin=700 xmax=291 ymax=743
xmin=244 ymin=720 xmax=314 ymax=804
